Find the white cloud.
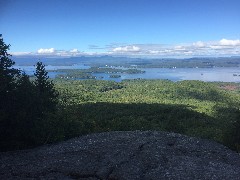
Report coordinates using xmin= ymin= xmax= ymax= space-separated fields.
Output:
xmin=37 ymin=48 xmax=55 ymax=54
xmin=193 ymin=41 xmax=205 ymax=48
xmin=113 ymin=45 xmax=140 ymax=53
xmin=148 ymin=50 xmax=160 ymax=54
xmin=174 ymin=46 xmax=186 ymax=51
xmin=209 ymin=45 xmax=229 ymax=50
xmin=219 ymin=39 xmax=240 ymax=46
xmin=70 ymin=48 xmax=79 ymax=53
xmin=12 ymin=38 xmax=240 ymax=58
xmin=10 ymin=52 xmax=32 ymax=56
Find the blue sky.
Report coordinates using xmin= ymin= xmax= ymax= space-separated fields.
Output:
xmin=1 ymin=0 xmax=240 ymax=57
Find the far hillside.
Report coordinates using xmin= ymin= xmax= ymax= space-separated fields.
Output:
xmin=13 ymin=55 xmax=240 ymax=68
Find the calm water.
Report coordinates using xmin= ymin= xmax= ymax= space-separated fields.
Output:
xmin=93 ymin=67 xmax=240 ymax=82
xmin=14 ymin=64 xmax=90 ymax=78
xmin=14 ymin=65 xmax=240 ymax=82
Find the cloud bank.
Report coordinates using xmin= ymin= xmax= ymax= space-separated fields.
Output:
xmin=37 ymin=48 xmax=55 ymax=54
xmin=219 ymin=39 xmax=240 ymax=46
xmin=112 ymin=46 xmax=140 ymax=53
xmin=106 ymin=38 xmax=240 ymax=57
xmin=11 ymin=39 xmax=240 ymax=58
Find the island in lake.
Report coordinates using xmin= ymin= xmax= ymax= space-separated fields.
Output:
xmin=50 ymin=67 xmax=145 ymax=80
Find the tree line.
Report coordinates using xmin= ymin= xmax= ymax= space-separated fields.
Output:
xmin=0 ymin=35 xmax=60 ymax=151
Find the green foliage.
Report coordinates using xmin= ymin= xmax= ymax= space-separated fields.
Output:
xmin=19 ymin=62 xmax=60 ymax=147
xmin=0 ymin=35 xmax=22 ymax=150
xmin=232 ymin=116 xmax=240 ymax=152
xmin=0 ymin=34 xmax=20 ymax=116
xmin=0 ymin=36 xmax=62 ymax=151
xmin=52 ymin=67 xmax=145 ymax=80
xmin=54 ymin=79 xmax=240 ymax=151
xmin=34 ymin=62 xmax=58 ymax=115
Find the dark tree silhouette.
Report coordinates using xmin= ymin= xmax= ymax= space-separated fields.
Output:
xmin=0 ymin=34 xmax=22 ymax=150
xmin=0 ymin=35 xmax=61 ymax=151
xmin=30 ymin=62 xmax=60 ymax=145
xmin=34 ymin=62 xmax=58 ymax=116
xmin=0 ymin=34 xmax=20 ymax=112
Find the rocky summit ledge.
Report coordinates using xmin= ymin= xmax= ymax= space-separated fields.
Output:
xmin=1 ymin=131 xmax=240 ymax=180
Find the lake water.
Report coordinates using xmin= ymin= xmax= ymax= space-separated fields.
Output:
xmin=93 ymin=67 xmax=240 ymax=82
xmin=14 ymin=64 xmax=90 ymax=78
xmin=14 ymin=65 xmax=240 ymax=83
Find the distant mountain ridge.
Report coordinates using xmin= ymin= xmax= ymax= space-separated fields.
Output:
xmin=12 ymin=55 xmax=240 ymax=68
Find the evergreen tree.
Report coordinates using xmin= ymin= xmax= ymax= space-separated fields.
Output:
xmin=31 ymin=62 xmax=60 ymax=145
xmin=0 ymin=34 xmax=20 ymax=113
xmin=34 ymin=62 xmax=58 ymax=116
xmin=0 ymin=35 xmax=63 ymax=151
xmin=0 ymin=35 xmax=28 ymax=150
xmin=16 ymin=73 xmax=36 ymax=127
xmin=0 ymin=34 xmax=19 ymax=80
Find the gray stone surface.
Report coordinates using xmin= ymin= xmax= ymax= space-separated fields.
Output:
xmin=1 ymin=131 xmax=240 ymax=179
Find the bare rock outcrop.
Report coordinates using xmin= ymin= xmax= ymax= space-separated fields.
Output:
xmin=1 ymin=131 xmax=240 ymax=179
